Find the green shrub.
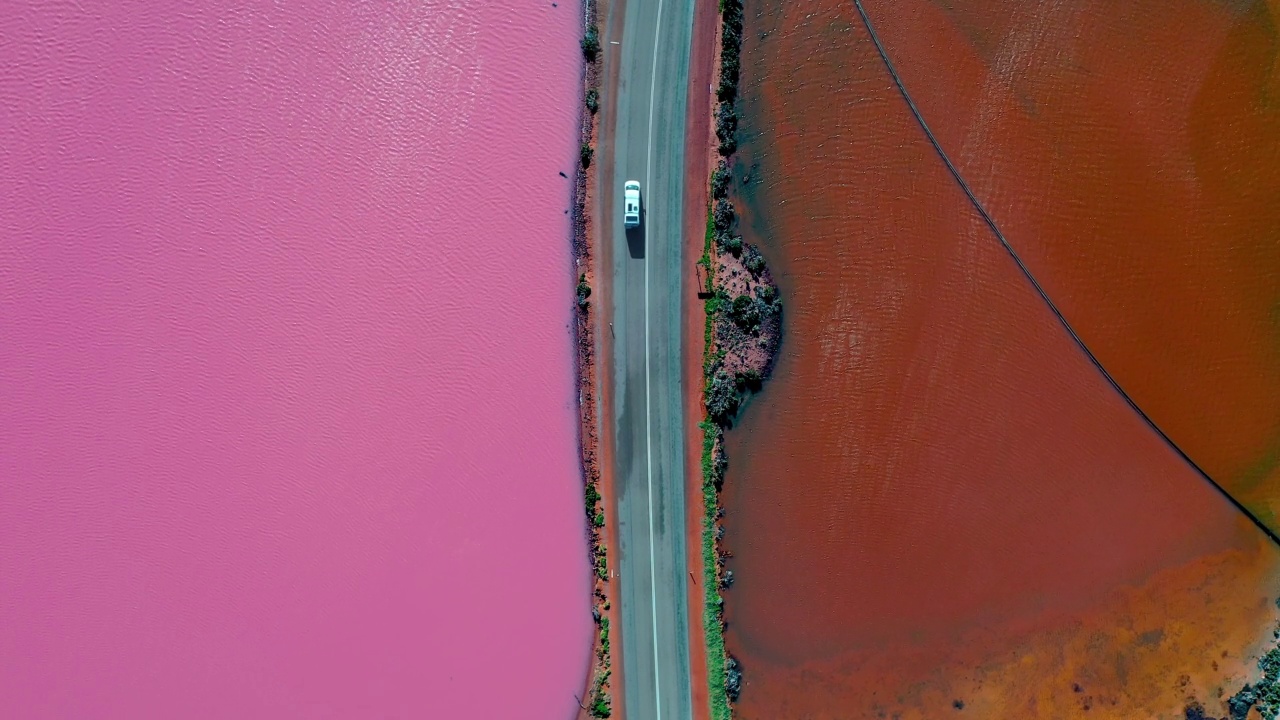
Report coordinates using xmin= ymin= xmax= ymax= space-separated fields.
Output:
xmin=712 ymin=200 xmax=734 ymax=232
xmin=717 ymin=0 xmax=744 ymax=102
xmin=711 ymin=160 xmax=731 ymax=198
xmin=715 ymin=231 xmax=742 ymax=256
xmin=728 ymin=293 xmax=760 ymax=330
xmin=756 ymin=283 xmax=779 ymax=310
xmin=586 ymin=88 xmax=600 ymax=114
xmin=582 ymin=25 xmax=601 ymax=61
xmin=593 ymin=511 xmax=605 ymax=528
xmin=1232 ymin=647 xmax=1280 ymax=720
xmin=715 ymin=103 xmax=737 ymax=142
xmin=717 ymin=72 xmax=738 ymax=103
xmin=705 ymin=372 xmax=741 ymax=422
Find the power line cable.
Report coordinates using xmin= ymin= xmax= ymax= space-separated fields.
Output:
xmin=849 ymin=0 xmax=1280 ymax=547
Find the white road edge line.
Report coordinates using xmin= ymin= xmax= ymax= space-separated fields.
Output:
xmin=643 ymin=0 xmax=666 ymax=716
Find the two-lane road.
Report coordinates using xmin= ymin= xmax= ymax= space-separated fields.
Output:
xmin=604 ymin=0 xmax=697 ymax=717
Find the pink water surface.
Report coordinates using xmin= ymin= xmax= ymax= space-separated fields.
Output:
xmin=0 ymin=2 xmax=591 ymax=717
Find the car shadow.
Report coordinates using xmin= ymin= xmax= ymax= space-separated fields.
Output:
xmin=625 ymin=224 xmax=645 ymax=259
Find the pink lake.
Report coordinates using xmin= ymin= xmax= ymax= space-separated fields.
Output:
xmin=0 ymin=1 xmax=590 ymax=717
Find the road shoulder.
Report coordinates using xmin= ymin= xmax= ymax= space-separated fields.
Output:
xmin=680 ymin=0 xmax=720 ymax=717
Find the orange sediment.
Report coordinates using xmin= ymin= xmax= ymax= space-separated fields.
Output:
xmin=728 ymin=525 xmax=1280 ymax=719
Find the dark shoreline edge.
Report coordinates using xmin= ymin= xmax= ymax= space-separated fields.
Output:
xmin=572 ymin=1 xmax=614 ymax=717
xmin=697 ymin=0 xmax=780 ymax=717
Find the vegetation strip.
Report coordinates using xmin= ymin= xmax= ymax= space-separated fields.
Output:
xmin=1223 ymin=609 xmax=1280 ymax=720
xmin=575 ymin=1 xmax=613 ymax=716
xmin=698 ymin=0 xmax=781 ymax=716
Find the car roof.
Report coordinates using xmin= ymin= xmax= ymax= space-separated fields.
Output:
xmin=625 ymin=181 xmax=640 ymax=189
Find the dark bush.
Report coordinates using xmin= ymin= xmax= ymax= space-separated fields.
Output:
xmin=725 ymin=656 xmax=743 ymax=701
xmin=729 ymin=293 xmax=760 ymax=330
xmin=580 ymin=143 xmax=594 ymax=169
xmin=713 ymin=199 xmax=734 ymax=232
xmin=721 ymin=8 xmax=743 ymax=41
xmin=718 ymin=53 xmax=740 ymax=98
xmin=715 ymin=103 xmax=738 ymax=152
xmin=756 ymin=283 xmax=778 ymax=307
xmin=718 ymin=136 xmax=737 ymax=156
xmin=1182 ymin=703 xmax=1212 ymax=720
xmin=721 ymin=46 xmax=741 ymax=73
xmin=715 ymin=231 xmax=742 ymax=256
xmin=586 ymin=88 xmax=600 ymax=114
xmin=577 ymin=273 xmax=592 ymax=308
xmin=1229 ymin=685 xmax=1257 ymax=720
xmin=716 ymin=76 xmax=736 ymax=103
xmin=711 ymin=160 xmax=731 ymax=198
xmin=744 ymin=248 xmax=765 ymax=275
xmin=582 ymin=25 xmax=601 ymax=61
xmin=717 ymin=0 xmax=743 ymax=101
xmin=1227 ymin=645 xmax=1280 ymax=720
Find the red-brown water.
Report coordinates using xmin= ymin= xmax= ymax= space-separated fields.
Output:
xmin=720 ymin=0 xmax=1280 ymax=716
xmin=865 ymin=0 xmax=1280 ymax=528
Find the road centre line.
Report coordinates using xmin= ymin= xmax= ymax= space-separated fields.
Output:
xmin=642 ymin=0 xmax=666 ymax=715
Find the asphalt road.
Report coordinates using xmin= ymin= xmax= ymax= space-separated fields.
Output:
xmin=604 ymin=0 xmax=696 ymax=717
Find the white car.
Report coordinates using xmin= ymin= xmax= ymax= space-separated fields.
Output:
xmin=623 ymin=181 xmax=641 ymax=229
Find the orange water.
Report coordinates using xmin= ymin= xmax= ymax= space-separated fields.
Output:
xmin=719 ymin=0 xmax=1280 ymax=716
xmin=866 ymin=0 xmax=1280 ymax=527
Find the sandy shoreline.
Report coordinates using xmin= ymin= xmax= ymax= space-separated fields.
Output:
xmin=572 ymin=0 xmax=628 ymax=716
xmin=570 ymin=0 xmax=617 ymax=716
